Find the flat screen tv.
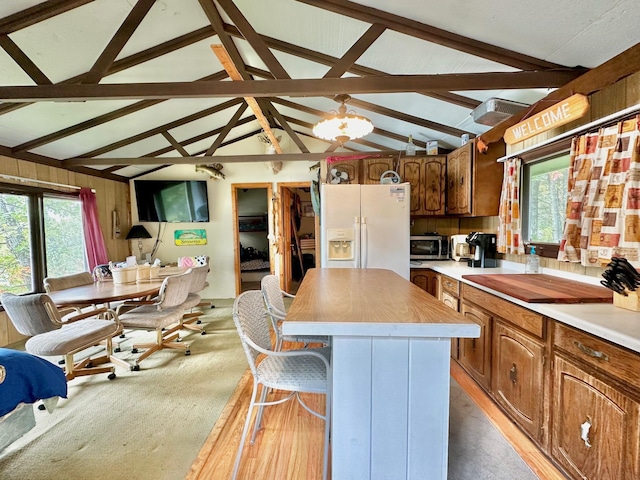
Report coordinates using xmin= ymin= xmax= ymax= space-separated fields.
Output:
xmin=134 ymin=180 xmax=209 ymax=222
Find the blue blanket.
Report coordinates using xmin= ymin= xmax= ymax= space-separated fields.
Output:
xmin=0 ymin=348 xmax=67 ymax=416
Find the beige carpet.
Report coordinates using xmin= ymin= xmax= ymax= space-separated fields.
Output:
xmin=0 ymin=299 xmax=247 ymax=480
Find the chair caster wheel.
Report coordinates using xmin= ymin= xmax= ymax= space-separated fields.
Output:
xmin=132 ymin=365 xmax=140 ymax=371
xmin=119 ymin=334 xmax=125 ymax=338
xmin=108 ymin=373 xmax=116 ymax=380
xmin=185 ymin=350 xmax=191 ymax=356
xmin=58 ymin=359 xmax=65 ymax=365
xmin=38 ymin=404 xmax=46 ymax=411
xmin=177 ymin=338 xmax=183 ymax=342
xmin=200 ymin=331 xmax=206 ymax=335
xmin=196 ymin=320 xmax=202 ymax=324
xmin=114 ymin=347 xmax=121 ymax=353
xmin=132 ymin=348 xmax=138 ymax=354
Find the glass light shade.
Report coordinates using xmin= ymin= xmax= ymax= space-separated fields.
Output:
xmin=313 ymin=114 xmax=374 ymax=144
xmin=312 ymin=94 xmax=373 ymax=145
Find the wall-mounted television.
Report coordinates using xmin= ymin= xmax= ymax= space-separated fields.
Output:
xmin=134 ymin=180 xmax=209 ymax=222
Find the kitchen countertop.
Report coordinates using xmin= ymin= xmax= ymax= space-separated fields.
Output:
xmin=411 ymin=260 xmax=640 ymax=354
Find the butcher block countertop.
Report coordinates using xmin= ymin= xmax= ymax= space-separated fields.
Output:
xmin=460 ymin=273 xmax=613 ymax=304
xmin=410 ymin=260 xmax=640 ymax=354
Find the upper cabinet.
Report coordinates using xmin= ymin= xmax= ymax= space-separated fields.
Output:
xmin=445 ymin=139 xmax=505 ymax=217
xmin=326 ymin=160 xmax=360 ymax=184
xmin=398 ymin=156 xmax=446 ymax=216
xmin=362 ymin=158 xmax=395 ymax=184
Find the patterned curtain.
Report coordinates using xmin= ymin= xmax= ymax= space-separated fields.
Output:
xmin=79 ymin=187 xmax=109 ymax=271
xmin=497 ymin=157 xmax=525 ymax=254
xmin=558 ymin=117 xmax=640 ymax=267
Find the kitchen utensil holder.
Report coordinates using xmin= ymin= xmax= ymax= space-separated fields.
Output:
xmin=613 ymin=290 xmax=640 ymax=311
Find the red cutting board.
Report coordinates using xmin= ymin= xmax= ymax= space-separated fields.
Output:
xmin=461 ymin=274 xmax=613 ymax=304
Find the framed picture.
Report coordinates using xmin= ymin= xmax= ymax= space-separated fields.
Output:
xmin=301 ymin=201 xmax=314 ymax=217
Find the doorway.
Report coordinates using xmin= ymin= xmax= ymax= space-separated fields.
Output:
xmin=232 ymin=183 xmax=273 ymax=295
xmin=278 ymin=182 xmax=318 ymax=294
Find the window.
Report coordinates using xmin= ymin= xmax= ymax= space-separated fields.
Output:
xmin=522 ymin=152 xmax=570 ymax=255
xmin=0 ymin=185 xmax=86 ymax=295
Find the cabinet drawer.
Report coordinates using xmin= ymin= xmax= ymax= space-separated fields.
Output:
xmin=441 ymin=275 xmax=459 ymax=296
xmin=461 ymin=284 xmax=544 ymax=338
xmin=554 ymin=323 xmax=640 ymax=389
xmin=441 ymin=291 xmax=459 ymax=311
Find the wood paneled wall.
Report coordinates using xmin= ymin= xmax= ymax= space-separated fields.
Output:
xmin=502 ymin=71 xmax=640 ymax=277
xmin=0 ymin=157 xmax=131 ymax=346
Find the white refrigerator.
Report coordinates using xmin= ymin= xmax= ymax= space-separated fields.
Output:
xmin=320 ymin=183 xmax=410 ymax=279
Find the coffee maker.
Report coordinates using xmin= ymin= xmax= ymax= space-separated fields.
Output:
xmin=465 ymin=232 xmax=498 ymax=268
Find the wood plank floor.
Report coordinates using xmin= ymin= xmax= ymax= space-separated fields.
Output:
xmin=186 ymin=361 xmax=567 ymax=480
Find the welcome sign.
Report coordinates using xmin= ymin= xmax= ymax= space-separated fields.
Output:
xmin=504 ymin=94 xmax=589 ymax=145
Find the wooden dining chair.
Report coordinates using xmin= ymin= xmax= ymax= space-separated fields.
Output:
xmin=1 ymin=292 xmax=129 ymax=381
xmin=231 ymin=290 xmax=331 ymax=480
xmin=43 ymin=271 xmax=96 ymax=315
xmin=260 ymin=274 xmax=328 ymax=350
xmin=115 ymin=269 xmax=194 ymax=371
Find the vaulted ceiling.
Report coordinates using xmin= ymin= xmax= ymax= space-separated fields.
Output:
xmin=0 ymin=0 xmax=638 ymax=183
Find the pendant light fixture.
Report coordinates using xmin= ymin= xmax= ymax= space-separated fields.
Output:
xmin=312 ymin=94 xmax=374 ymax=145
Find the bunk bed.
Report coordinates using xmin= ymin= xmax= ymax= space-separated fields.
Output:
xmin=239 ymin=215 xmax=270 ymax=277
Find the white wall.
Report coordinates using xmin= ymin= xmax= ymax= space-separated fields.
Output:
xmin=130 ymin=136 xmax=325 ymax=298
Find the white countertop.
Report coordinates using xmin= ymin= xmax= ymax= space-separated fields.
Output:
xmin=411 ymin=260 xmax=640 ymax=354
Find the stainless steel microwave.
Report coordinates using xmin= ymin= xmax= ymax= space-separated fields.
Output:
xmin=410 ymin=235 xmax=449 ymax=260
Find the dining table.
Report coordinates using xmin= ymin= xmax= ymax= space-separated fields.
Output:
xmin=47 ymin=279 xmax=163 ymax=308
xmin=282 ymin=268 xmax=481 ymax=480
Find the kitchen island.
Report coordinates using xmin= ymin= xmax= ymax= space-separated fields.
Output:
xmin=283 ymin=268 xmax=480 ymax=480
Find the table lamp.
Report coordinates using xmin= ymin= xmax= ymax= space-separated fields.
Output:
xmin=126 ymin=225 xmax=152 ymax=261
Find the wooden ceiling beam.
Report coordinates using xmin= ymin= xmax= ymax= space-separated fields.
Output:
xmin=142 ymin=115 xmax=257 ymax=157
xmin=82 ymin=0 xmax=155 ymax=84
xmin=161 ymin=131 xmax=190 ymax=157
xmin=65 ymin=151 xmax=401 ymax=166
xmin=226 ymin=24 xmax=483 ymax=110
xmin=0 ymin=0 xmax=96 ymax=35
xmin=13 ymin=71 xmax=228 ymax=152
xmin=323 ymin=23 xmax=386 ymax=79
xmin=0 ymin=34 xmax=52 ymax=85
xmin=264 ymin=101 xmax=310 ymax=153
xmin=0 ymin=69 xmax=582 ymax=102
xmin=210 ymin=44 xmax=284 ymax=153
xmin=78 ymin=97 xmax=244 ymax=158
xmin=205 ymin=101 xmax=249 ymax=155
xmin=479 ymin=42 xmax=640 ymax=147
xmin=216 ymin=0 xmax=290 ymax=80
xmin=296 ymin=0 xmax=565 ymax=71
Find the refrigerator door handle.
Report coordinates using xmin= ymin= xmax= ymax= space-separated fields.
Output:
xmin=361 ymin=217 xmax=367 ymax=269
xmin=354 ymin=217 xmax=361 ymax=268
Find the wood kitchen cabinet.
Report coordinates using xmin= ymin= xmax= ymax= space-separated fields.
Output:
xmin=552 ymin=354 xmax=640 ymax=480
xmin=445 ymin=139 xmax=504 ymax=217
xmin=362 ymin=157 xmax=395 ymax=184
xmin=326 ymin=160 xmax=360 ymax=184
xmin=410 ymin=269 xmax=440 ymax=298
xmin=398 ymin=156 xmax=446 ymax=216
xmin=492 ymin=320 xmax=546 ymax=444
xmin=459 ymin=301 xmax=492 ymax=390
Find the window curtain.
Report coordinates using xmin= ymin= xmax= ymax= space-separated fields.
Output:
xmin=497 ymin=157 xmax=525 ymax=254
xmin=557 ymin=117 xmax=640 ymax=267
xmin=79 ymin=187 xmax=109 ymax=271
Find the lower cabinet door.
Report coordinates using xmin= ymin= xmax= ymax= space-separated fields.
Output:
xmin=492 ymin=321 xmax=545 ymax=443
xmin=552 ymin=355 xmax=640 ymax=480
xmin=459 ymin=302 xmax=492 ymax=390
